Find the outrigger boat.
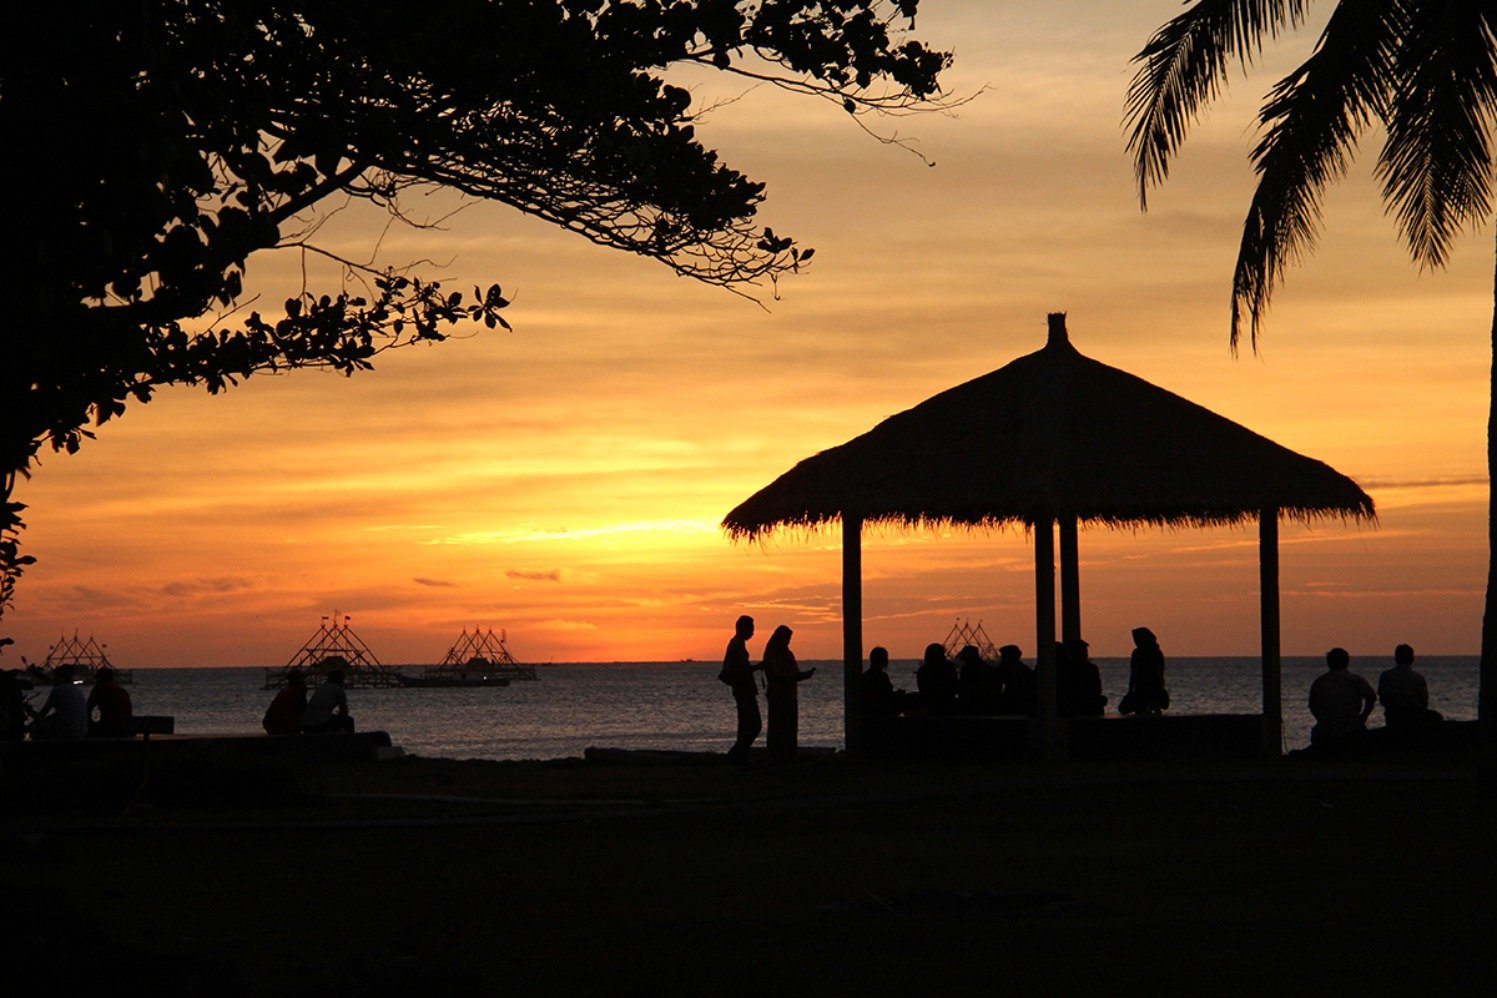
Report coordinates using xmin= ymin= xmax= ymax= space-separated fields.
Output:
xmin=397 ymin=628 xmax=536 ymax=688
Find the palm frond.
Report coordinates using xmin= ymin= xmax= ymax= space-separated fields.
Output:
xmin=1377 ymin=0 xmax=1497 ymax=269
xmin=1126 ymin=0 xmax=1313 ymax=209
xmin=1230 ymin=0 xmax=1402 ymax=348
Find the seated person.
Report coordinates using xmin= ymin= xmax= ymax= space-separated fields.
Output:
xmin=31 ymin=664 xmax=89 ymax=740
xmin=1309 ymin=647 xmax=1376 ymax=752
xmin=1120 ymin=627 xmax=1169 ymax=716
xmin=86 ymin=666 xmax=134 ymax=737
xmin=915 ymin=643 xmax=959 ymax=715
xmin=862 ymin=646 xmax=917 ymax=719
xmin=263 ymin=668 xmax=308 ymax=735
xmin=1377 ymin=644 xmax=1442 ymax=734
xmin=993 ymin=645 xmax=1036 ymax=716
xmin=301 ymin=669 xmax=355 ymax=734
xmin=1056 ymin=639 xmax=1106 ymax=717
xmin=1 ymin=670 xmax=35 ymax=741
xmin=955 ymin=645 xmax=1001 ymax=714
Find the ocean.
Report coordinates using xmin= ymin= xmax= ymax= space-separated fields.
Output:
xmin=88 ymin=656 xmax=1482 ymax=761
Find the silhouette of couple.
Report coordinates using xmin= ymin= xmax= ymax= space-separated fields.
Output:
xmin=722 ymin=616 xmax=814 ymax=765
xmin=262 ymin=668 xmax=355 ymax=735
xmin=1309 ymin=644 xmax=1442 ymax=754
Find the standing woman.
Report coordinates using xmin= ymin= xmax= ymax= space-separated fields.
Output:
xmin=762 ymin=625 xmax=816 ymax=763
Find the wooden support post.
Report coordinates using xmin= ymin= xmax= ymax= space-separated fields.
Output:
xmin=1059 ymin=515 xmax=1081 ymax=643
xmin=1034 ymin=517 xmax=1060 ymax=758
xmin=842 ymin=513 xmax=864 ymax=758
xmin=1259 ymin=507 xmax=1283 ymax=757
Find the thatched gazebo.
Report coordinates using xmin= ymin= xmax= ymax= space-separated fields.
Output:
xmin=723 ymin=313 xmax=1375 ymax=757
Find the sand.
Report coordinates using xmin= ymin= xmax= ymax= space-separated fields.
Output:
xmin=4 ymin=750 xmax=1494 ymax=995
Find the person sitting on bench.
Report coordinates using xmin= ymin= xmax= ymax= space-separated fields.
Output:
xmin=263 ymin=668 xmax=307 ymax=735
xmin=87 ymin=666 xmax=134 ymax=737
xmin=32 ymin=664 xmax=88 ymax=740
xmin=301 ymin=669 xmax=355 ymax=734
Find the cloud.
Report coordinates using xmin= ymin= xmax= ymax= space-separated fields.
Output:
xmin=64 ymin=585 xmax=141 ymax=611
xmin=413 ymin=577 xmax=459 ymax=588
xmin=1363 ymin=476 xmax=1488 ymax=489
xmin=158 ymin=577 xmax=254 ymax=598
xmin=506 ymin=569 xmax=561 ymax=583
xmin=1287 ymin=585 xmax=1484 ymax=600
xmin=537 ymin=619 xmax=598 ymax=632
xmin=424 ymin=519 xmax=717 ymax=545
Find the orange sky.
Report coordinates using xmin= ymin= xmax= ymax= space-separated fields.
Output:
xmin=7 ymin=2 xmax=1489 ymax=667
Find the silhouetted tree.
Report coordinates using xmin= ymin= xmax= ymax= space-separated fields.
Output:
xmin=1125 ymin=0 xmax=1495 ymax=758
xmin=0 ymin=1 xmax=949 ymax=628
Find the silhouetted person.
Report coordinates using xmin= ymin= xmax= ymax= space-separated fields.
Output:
xmin=721 ymin=615 xmax=762 ymax=765
xmin=87 ymin=665 xmax=134 ymax=737
xmin=861 ymin=646 xmax=896 ymax=719
xmin=302 ymin=669 xmax=355 ymax=733
xmin=1120 ymin=627 xmax=1169 ymax=715
xmin=31 ymin=664 xmax=88 ymax=740
xmin=763 ymin=625 xmax=814 ymax=763
xmin=862 ymin=646 xmax=915 ymax=720
xmin=955 ymin=645 xmax=1000 ymax=714
xmin=1377 ymin=644 xmax=1442 ymax=736
xmin=0 ymin=670 xmax=33 ymax=741
xmin=915 ymin=643 xmax=959 ymax=715
xmin=993 ymin=645 xmax=1036 ymax=716
xmin=263 ymin=668 xmax=308 ymax=735
xmin=1056 ymin=639 xmax=1106 ymax=717
xmin=1309 ymin=647 xmax=1376 ymax=753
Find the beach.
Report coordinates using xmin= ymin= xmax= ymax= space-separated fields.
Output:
xmin=5 ymin=654 xmax=1491 ymax=993
xmin=4 ymin=751 xmax=1493 ymax=995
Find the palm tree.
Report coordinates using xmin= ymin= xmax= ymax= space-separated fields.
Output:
xmin=1125 ymin=0 xmax=1496 ymax=764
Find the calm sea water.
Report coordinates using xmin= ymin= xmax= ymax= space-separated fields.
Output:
xmin=71 ymin=656 xmax=1482 ymax=761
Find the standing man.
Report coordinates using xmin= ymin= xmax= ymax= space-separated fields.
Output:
xmin=721 ymin=615 xmax=761 ymax=766
xmin=1309 ymin=648 xmax=1376 ymax=753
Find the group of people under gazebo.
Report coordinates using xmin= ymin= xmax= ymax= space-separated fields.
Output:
xmin=860 ymin=626 xmax=1170 ymax=725
xmin=722 ymin=314 xmax=1381 ymax=760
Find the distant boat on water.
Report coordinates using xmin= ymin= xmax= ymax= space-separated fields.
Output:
xmin=942 ymin=618 xmax=998 ymax=661
xmin=26 ymin=631 xmax=133 ymax=685
xmin=263 ymin=612 xmax=401 ymax=690
xmin=397 ymin=628 xmax=538 ymax=688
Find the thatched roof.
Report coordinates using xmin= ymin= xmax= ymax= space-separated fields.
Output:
xmin=723 ymin=315 xmax=1374 ymax=538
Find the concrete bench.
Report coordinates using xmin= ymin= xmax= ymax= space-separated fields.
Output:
xmin=128 ymin=715 xmax=175 ymax=735
xmin=880 ymin=713 xmax=1264 ymax=762
xmin=1 ymin=729 xmax=394 ymax=773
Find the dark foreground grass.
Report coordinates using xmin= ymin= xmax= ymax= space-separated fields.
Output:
xmin=3 ymin=754 xmax=1493 ymax=995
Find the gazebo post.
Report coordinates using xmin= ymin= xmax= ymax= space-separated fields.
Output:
xmin=1034 ymin=517 xmax=1060 ymax=758
xmin=842 ymin=513 xmax=865 ymax=757
xmin=1259 ymin=507 xmax=1283 ymax=756
xmin=1059 ymin=515 xmax=1081 ymax=643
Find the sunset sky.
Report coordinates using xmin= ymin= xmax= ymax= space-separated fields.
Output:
xmin=7 ymin=1 xmax=1490 ymax=668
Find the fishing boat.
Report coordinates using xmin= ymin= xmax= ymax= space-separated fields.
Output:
xmin=263 ymin=612 xmax=401 ymax=690
xmin=396 ymin=659 xmax=513 ymax=688
xmin=27 ymin=632 xmax=133 ymax=685
xmin=397 ymin=627 xmax=536 ymax=688
xmin=942 ymin=618 xmax=999 ymax=661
